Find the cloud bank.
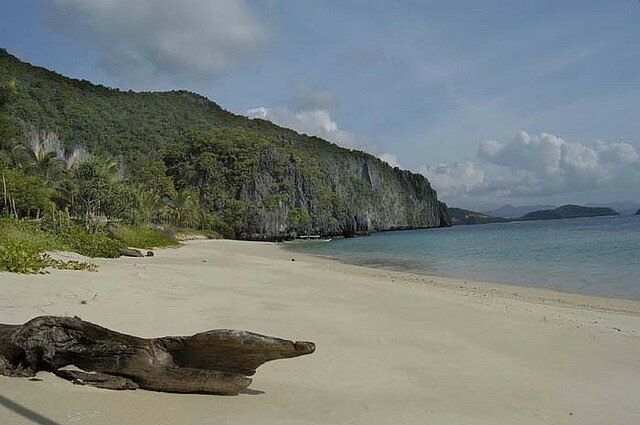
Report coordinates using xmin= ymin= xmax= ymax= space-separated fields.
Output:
xmin=246 ymin=84 xmax=359 ymax=147
xmin=421 ymin=131 xmax=640 ymax=203
xmin=47 ymin=0 xmax=268 ymax=84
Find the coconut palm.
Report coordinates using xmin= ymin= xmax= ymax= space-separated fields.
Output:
xmin=136 ymin=187 xmax=164 ymax=224
xmin=168 ymin=189 xmax=196 ymax=226
xmin=27 ymin=128 xmax=65 ymax=182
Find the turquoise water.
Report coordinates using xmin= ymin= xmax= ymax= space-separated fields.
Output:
xmin=287 ymin=216 xmax=640 ymax=300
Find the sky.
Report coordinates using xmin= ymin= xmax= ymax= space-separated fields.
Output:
xmin=1 ymin=0 xmax=640 ymax=209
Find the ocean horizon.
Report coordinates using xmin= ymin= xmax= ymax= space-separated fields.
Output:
xmin=287 ymin=215 xmax=640 ymax=300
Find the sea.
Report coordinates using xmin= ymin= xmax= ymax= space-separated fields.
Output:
xmin=286 ymin=215 xmax=640 ymax=300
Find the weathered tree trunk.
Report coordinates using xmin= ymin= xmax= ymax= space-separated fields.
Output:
xmin=119 ymin=247 xmax=146 ymax=257
xmin=0 ymin=316 xmax=315 ymax=395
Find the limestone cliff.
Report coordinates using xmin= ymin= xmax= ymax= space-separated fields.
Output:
xmin=0 ymin=48 xmax=450 ymax=240
xmin=239 ymin=148 xmax=450 ymax=239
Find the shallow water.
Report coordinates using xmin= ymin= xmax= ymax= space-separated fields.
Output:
xmin=286 ymin=215 xmax=640 ymax=300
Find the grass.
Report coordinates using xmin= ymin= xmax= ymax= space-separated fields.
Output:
xmin=107 ymin=223 xmax=179 ymax=249
xmin=0 ymin=217 xmax=179 ymax=274
xmin=0 ymin=219 xmax=100 ymax=273
xmin=167 ymin=226 xmax=222 ymax=241
xmin=0 ymin=238 xmax=53 ymax=273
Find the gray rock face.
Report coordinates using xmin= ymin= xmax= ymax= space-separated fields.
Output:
xmin=239 ymin=149 xmax=450 ymax=240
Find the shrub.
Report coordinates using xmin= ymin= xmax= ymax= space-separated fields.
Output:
xmin=0 ymin=238 xmax=50 ymax=273
xmin=0 ymin=216 xmax=116 ymax=274
xmin=40 ymin=217 xmax=122 ymax=258
xmin=107 ymin=223 xmax=178 ymax=249
xmin=0 ymin=237 xmax=96 ymax=274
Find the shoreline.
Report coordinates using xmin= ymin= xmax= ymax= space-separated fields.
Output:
xmin=2 ymin=239 xmax=640 ymax=425
xmin=280 ymin=243 xmax=640 ymax=316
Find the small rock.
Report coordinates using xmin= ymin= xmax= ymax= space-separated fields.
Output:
xmin=146 ymin=251 xmax=154 ymax=257
xmin=291 ymin=258 xmax=296 ymax=262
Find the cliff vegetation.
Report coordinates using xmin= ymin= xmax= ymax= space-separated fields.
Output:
xmin=0 ymin=49 xmax=449 ymax=270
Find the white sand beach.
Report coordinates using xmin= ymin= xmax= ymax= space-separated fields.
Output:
xmin=1 ymin=240 xmax=639 ymax=425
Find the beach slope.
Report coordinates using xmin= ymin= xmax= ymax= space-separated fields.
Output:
xmin=1 ymin=240 xmax=639 ymax=424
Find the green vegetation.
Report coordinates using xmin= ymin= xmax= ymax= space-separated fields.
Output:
xmin=0 ymin=215 xmax=179 ymax=273
xmin=0 ymin=47 xmax=449 ymax=272
xmin=519 ymin=205 xmax=619 ymax=221
xmin=107 ymin=223 xmax=177 ymax=250
xmin=448 ymin=208 xmax=509 ymax=226
xmin=0 ymin=217 xmax=101 ymax=273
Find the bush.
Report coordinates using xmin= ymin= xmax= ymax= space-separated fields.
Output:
xmin=0 ymin=226 xmax=97 ymax=274
xmin=55 ymin=225 xmax=122 ymax=258
xmin=288 ymin=207 xmax=312 ymax=234
xmin=0 ymin=238 xmax=51 ymax=273
xmin=0 ymin=216 xmax=116 ymax=273
xmin=39 ymin=217 xmax=122 ymax=258
xmin=108 ymin=223 xmax=178 ymax=249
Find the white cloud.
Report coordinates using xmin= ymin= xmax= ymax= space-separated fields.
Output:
xmin=596 ymin=141 xmax=639 ymax=163
xmin=419 ymin=162 xmax=486 ymax=197
xmin=47 ymin=0 xmax=269 ymax=83
xmin=245 ymin=107 xmax=269 ymax=119
xmin=421 ymin=131 xmax=640 ymax=202
xmin=247 ymin=106 xmax=358 ymax=147
xmin=246 ymin=84 xmax=361 ymax=147
xmin=379 ymin=153 xmax=400 ymax=168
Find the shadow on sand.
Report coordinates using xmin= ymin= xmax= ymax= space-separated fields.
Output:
xmin=0 ymin=394 xmax=62 ymax=425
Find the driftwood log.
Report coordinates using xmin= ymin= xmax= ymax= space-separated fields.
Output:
xmin=119 ymin=248 xmax=149 ymax=257
xmin=0 ymin=316 xmax=315 ymax=395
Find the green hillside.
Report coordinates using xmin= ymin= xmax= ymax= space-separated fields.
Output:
xmin=448 ymin=208 xmax=508 ymax=225
xmin=0 ymin=48 xmax=449 ymax=242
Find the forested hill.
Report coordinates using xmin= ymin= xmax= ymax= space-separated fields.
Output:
xmin=520 ymin=205 xmax=619 ymax=221
xmin=0 ymin=48 xmax=450 ymax=240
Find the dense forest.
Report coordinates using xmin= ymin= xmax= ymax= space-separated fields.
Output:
xmin=0 ymin=48 xmax=449 ymax=271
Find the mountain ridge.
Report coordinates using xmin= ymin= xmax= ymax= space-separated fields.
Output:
xmin=0 ymin=48 xmax=450 ymax=239
xmin=448 ymin=208 xmax=508 ymax=225
xmin=485 ymin=204 xmax=557 ymax=219
xmin=519 ymin=205 xmax=619 ymax=221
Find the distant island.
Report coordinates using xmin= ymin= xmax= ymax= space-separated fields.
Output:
xmin=519 ymin=205 xmax=619 ymax=221
xmin=586 ymin=201 xmax=640 ymax=216
xmin=450 ymin=204 xmax=621 ymax=226
xmin=485 ymin=204 xmax=556 ymax=219
xmin=448 ymin=208 xmax=509 ymax=225
xmin=487 ymin=201 xmax=640 ymax=218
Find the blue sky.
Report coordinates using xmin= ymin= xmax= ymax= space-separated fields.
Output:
xmin=1 ymin=0 xmax=640 ymax=209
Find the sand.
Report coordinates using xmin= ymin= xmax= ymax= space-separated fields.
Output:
xmin=1 ymin=239 xmax=639 ymax=425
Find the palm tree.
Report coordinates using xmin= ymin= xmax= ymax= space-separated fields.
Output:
xmin=72 ymin=155 xmax=120 ymax=226
xmin=65 ymin=146 xmax=90 ymax=170
xmin=27 ymin=128 xmax=64 ymax=182
xmin=136 ymin=187 xmax=164 ymax=223
xmin=168 ymin=189 xmax=195 ymax=226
